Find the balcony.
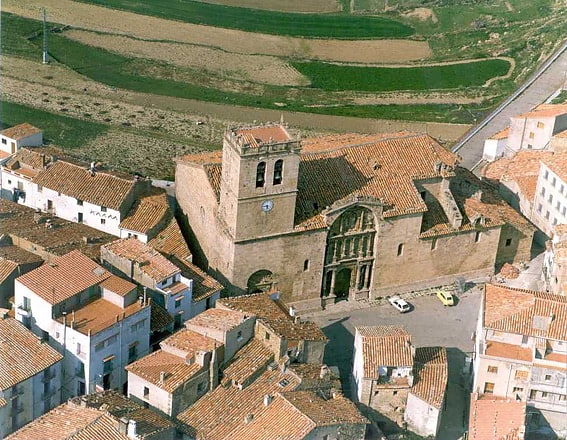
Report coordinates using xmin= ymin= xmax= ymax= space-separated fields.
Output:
xmin=16 ymin=305 xmax=31 ymax=318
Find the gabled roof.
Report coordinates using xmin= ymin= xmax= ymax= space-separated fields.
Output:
xmin=234 ymin=125 xmax=292 ymax=148
xmin=468 ymin=393 xmax=525 ymax=440
xmin=0 ymin=259 xmax=18 ymax=285
xmin=488 ymin=127 xmax=509 ymax=140
xmin=410 ymin=347 xmax=448 ymax=409
xmin=16 ymin=250 xmax=110 ymax=305
xmin=0 ymin=317 xmax=63 ymax=390
xmin=514 ymin=103 xmax=567 ymax=119
xmin=222 ymin=339 xmax=274 ymax=386
xmin=218 ymin=293 xmax=327 ymax=342
xmin=540 ymin=151 xmax=567 ymax=182
xmin=119 ymin=190 xmax=171 ymax=235
xmin=484 ymin=284 xmax=567 ymax=341
xmin=186 ymin=308 xmax=247 ymax=333
xmin=147 ymin=217 xmax=192 ymax=263
xmin=160 ymin=328 xmax=218 ymax=361
xmin=0 ymin=245 xmax=44 ymax=266
xmin=150 ymin=301 xmax=174 ymax=333
xmin=0 ymin=123 xmax=41 ymax=140
xmin=356 ymin=326 xmax=413 ymax=378
xmin=99 ymin=274 xmax=137 ymax=296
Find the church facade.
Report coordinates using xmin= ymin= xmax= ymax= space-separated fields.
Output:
xmin=176 ymin=125 xmax=534 ymax=311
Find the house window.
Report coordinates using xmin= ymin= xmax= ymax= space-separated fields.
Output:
xmin=545 ymin=374 xmax=552 ymax=381
xmin=545 ymin=170 xmax=549 ymax=179
xmin=563 ymin=207 xmax=566 ymax=216
xmin=475 ymin=231 xmax=481 ymax=243
xmin=529 ymin=132 xmax=534 ymax=139
xmin=101 ymin=218 xmax=106 ymax=225
xmin=143 ymin=386 xmax=149 ymax=398
xmin=545 ymin=211 xmax=550 ymax=220
xmin=7 ymin=179 xmax=11 ymax=185
xmin=484 ymin=382 xmax=495 ymax=394
xmin=559 ymin=395 xmax=566 ymax=401
xmin=557 ymin=201 xmax=561 ymax=211
xmin=237 ymin=330 xmax=243 ymax=342
xmin=76 ymin=343 xmax=81 ymax=355
xmin=513 ymin=387 xmax=523 ymax=393
xmin=393 ymin=390 xmax=398 ymax=396
xmin=101 ymin=206 xmax=107 ymax=212
xmin=430 ymin=238 xmax=438 ymax=250
xmin=397 ymin=243 xmax=404 ymax=256
xmin=538 ymin=204 xmax=543 ymax=213
xmin=265 ymin=332 xmax=270 ymax=340
xmin=529 ymin=389 xmax=537 ymax=399
xmin=552 ymin=177 xmax=557 ymax=187
xmin=128 ymin=343 xmax=138 ymax=363
xmin=505 ymin=238 xmax=512 ymax=247
xmin=103 ymin=357 xmax=114 ymax=374
xmin=541 ymin=392 xmax=549 ymax=398
xmin=1 ymin=138 xmax=5 ymax=144
xmin=273 ymin=159 xmax=283 ymax=185
xmin=521 ymin=335 xmax=529 ymax=345
xmin=175 ymin=297 xmax=183 ymax=309
xmin=487 ymin=365 xmax=498 ymax=374
xmin=553 ymin=218 xmax=558 ymax=225
xmin=256 ymin=162 xmax=266 ymax=188
xmin=303 ymin=259 xmax=309 ymax=271
xmin=548 ymin=194 xmax=553 ymax=203
xmin=77 ymin=199 xmax=83 ymax=206
xmin=197 ymin=381 xmax=207 ymax=395
xmin=537 ymin=121 xmax=545 ymax=129
xmin=515 ymin=370 xmax=528 ymax=380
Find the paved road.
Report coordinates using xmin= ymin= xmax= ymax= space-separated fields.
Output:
xmin=454 ymin=42 xmax=567 ymax=169
xmin=308 ymin=288 xmax=482 ymax=439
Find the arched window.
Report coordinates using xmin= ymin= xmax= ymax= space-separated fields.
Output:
xmin=273 ymin=159 xmax=283 ymax=185
xmin=256 ymin=162 xmax=266 ymax=188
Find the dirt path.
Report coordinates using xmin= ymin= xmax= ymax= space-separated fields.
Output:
xmin=5 ymin=0 xmax=431 ymax=64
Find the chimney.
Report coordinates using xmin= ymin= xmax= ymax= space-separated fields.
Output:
xmin=289 ymin=306 xmax=295 ymax=317
xmin=244 ymin=414 xmax=254 ymax=424
xmin=80 ymin=395 xmax=88 ymax=408
xmin=209 ymin=347 xmax=219 ymax=391
xmin=263 ymin=394 xmax=273 ymax=406
xmin=118 ymin=417 xmax=128 ymax=435
xmin=320 ymin=365 xmax=329 ymax=379
xmin=127 ymin=420 xmax=137 ymax=439
xmin=138 ymin=296 xmax=143 ymax=306
xmin=160 ymin=371 xmax=166 ymax=385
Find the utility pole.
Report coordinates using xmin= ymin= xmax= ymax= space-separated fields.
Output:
xmin=42 ymin=7 xmax=49 ymax=64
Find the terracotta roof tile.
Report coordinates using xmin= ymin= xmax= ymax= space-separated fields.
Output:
xmin=222 ymin=339 xmax=274 ymax=386
xmin=555 ymin=129 xmax=567 ymax=139
xmin=411 ymin=347 xmax=448 ymax=409
xmin=147 ymin=217 xmax=192 ymax=263
xmin=99 ymin=274 xmax=136 ymax=296
xmin=287 ymin=364 xmax=341 ymax=391
xmin=489 ymin=127 xmax=510 ymax=140
xmin=357 ymin=326 xmax=413 ymax=379
xmin=160 ymin=328 xmax=219 ymax=361
xmin=234 ymin=125 xmax=292 ymax=148
xmin=150 ymin=301 xmax=174 ymax=333
xmin=1 ymin=123 xmax=42 ymax=140
xmin=103 ymin=238 xmax=180 ymax=282
xmin=515 ymin=103 xmax=567 ymax=119
xmin=119 ymin=191 xmax=171 ymax=235
xmin=218 ymin=293 xmax=327 ymax=342
xmin=186 ymin=308 xmax=247 ymax=332
xmin=0 ymin=317 xmax=63 ymax=390
xmin=179 ymin=261 xmax=223 ymax=302
xmin=0 ymin=245 xmax=44 ymax=265
xmin=0 ymin=259 xmax=18 ymax=284
xmin=484 ymin=284 xmax=567 ymax=340
xmin=468 ymin=393 xmax=525 ymax=440
xmin=484 ymin=341 xmax=533 ymax=362
xmin=33 ymin=160 xmax=136 ymax=210
xmin=16 ymin=250 xmax=110 ymax=305
xmin=540 ymin=151 xmax=567 ymax=182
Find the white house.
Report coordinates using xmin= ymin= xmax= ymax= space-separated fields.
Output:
xmin=0 ymin=313 xmax=63 ymax=438
xmin=0 ymin=123 xmax=42 ymax=160
xmin=482 ymin=127 xmax=509 ymax=162
xmin=13 ymin=250 xmax=151 ymax=400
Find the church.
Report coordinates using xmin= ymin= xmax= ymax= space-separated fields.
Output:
xmin=175 ymin=124 xmax=534 ymax=311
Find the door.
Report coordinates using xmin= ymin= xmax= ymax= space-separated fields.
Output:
xmin=78 ymin=212 xmax=83 ymax=223
xmin=334 ymin=268 xmax=352 ymax=299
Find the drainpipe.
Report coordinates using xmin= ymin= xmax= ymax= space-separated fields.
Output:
xmin=61 ymin=312 xmax=67 ymax=403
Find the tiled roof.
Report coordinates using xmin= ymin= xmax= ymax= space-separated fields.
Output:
xmin=234 ymin=125 xmax=292 ymax=148
xmin=484 ymin=284 xmax=567 ymax=341
xmin=484 ymin=341 xmax=533 ymax=362
xmin=126 ymin=349 xmax=202 ymax=393
xmin=16 ymin=250 xmax=110 ymax=305
xmin=176 ymin=367 xmax=301 ymax=440
xmin=150 ymin=301 xmax=174 ymax=333
xmin=56 ymin=297 xmax=146 ymax=336
xmin=468 ymin=393 xmax=526 ymax=440
xmin=218 ymin=293 xmax=327 ymax=342
xmin=482 ymin=150 xmax=551 ymax=202
xmin=181 ymin=261 xmax=223 ymax=302
xmin=0 ymin=199 xmax=115 ymax=261
xmin=222 ymin=339 xmax=274 ymax=386
xmin=0 ymin=245 xmax=44 ymax=265
xmin=103 ymin=238 xmax=180 ymax=282
xmin=5 ymin=403 xmax=104 ymax=440
xmin=287 ymin=363 xmax=341 ymax=392
xmin=515 ymin=103 xmax=567 ymax=119
xmin=186 ymin=308 xmax=247 ymax=332
xmin=0 ymin=123 xmax=41 ymax=140
xmin=3 ymin=147 xmax=54 ymax=177
xmin=33 ymin=160 xmax=136 ymax=210
xmin=357 ymin=326 xmax=413 ymax=378
xmin=177 ymin=151 xmax=222 ymax=202
xmin=0 ymin=317 xmax=63 ymax=390
xmin=555 ymin=129 xmax=567 ymax=139
xmin=119 ymin=190 xmax=171 ymax=235
xmin=160 ymin=328 xmax=219 ymax=361
xmin=411 ymin=347 xmax=448 ymax=409
xmin=147 ymin=217 xmax=192 ymax=263
xmin=99 ymin=274 xmax=137 ymax=296
xmin=0 ymin=259 xmax=18 ymax=284
xmin=489 ymin=127 xmax=510 ymax=140
xmin=540 ymin=151 xmax=567 ymax=183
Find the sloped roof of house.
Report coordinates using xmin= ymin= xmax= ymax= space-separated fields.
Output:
xmin=147 ymin=217 xmax=192 ymax=262
xmin=222 ymin=338 xmax=274 ymax=386
xmin=99 ymin=274 xmax=136 ymax=296
xmin=119 ymin=190 xmax=171 ymax=235
xmin=160 ymin=328 xmax=219 ymax=361
xmin=0 ymin=245 xmax=44 ymax=265
xmin=488 ymin=127 xmax=510 ymax=140
xmin=234 ymin=125 xmax=292 ymax=147
xmin=0 ymin=317 xmax=63 ymax=391
xmin=150 ymin=301 xmax=174 ymax=333
xmin=357 ymin=326 xmax=413 ymax=378
xmin=540 ymin=151 xmax=567 ymax=182
xmin=186 ymin=308 xmax=247 ymax=333
xmin=468 ymin=393 xmax=525 ymax=440
xmin=515 ymin=103 xmax=567 ymax=119
xmin=218 ymin=293 xmax=327 ymax=342
xmin=484 ymin=284 xmax=567 ymax=341
xmin=0 ymin=259 xmax=18 ymax=285
xmin=410 ymin=346 xmax=448 ymax=409
xmin=16 ymin=250 xmax=111 ymax=305
xmin=0 ymin=123 xmax=42 ymax=140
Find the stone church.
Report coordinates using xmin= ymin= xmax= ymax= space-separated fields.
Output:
xmin=176 ymin=124 xmax=534 ymax=311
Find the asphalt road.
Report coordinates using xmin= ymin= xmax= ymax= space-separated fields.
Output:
xmin=454 ymin=42 xmax=567 ymax=170
xmin=308 ymin=287 xmax=483 ymax=439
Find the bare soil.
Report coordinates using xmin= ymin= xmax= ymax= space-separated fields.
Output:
xmin=5 ymin=0 xmax=431 ymax=64
xmin=402 ymin=7 xmax=438 ymax=24
xmin=196 ymin=0 xmax=341 ymax=13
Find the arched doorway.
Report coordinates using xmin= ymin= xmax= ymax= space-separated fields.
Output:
xmin=322 ymin=207 xmax=376 ymax=301
xmin=247 ymin=270 xmax=276 ymax=293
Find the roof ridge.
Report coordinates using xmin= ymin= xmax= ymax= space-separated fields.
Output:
xmin=301 ymin=132 xmax=423 ymax=156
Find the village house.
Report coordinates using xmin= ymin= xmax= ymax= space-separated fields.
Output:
xmin=473 ymin=284 xmax=567 ymax=438
xmin=13 ymin=250 xmax=151 ymax=400
xmin=0 ymin=313 xmax=63 ymax=438
xmin=468 ymin=392 xmax=526 ymax=440
xmin=176 ymin=124 xmax=534 ymax=312
xmin=6 ymin=390 xmax=176 ymax=440
xmin=126 ymin=307 xmax=253 ymax=417
xmin=0 ymin=123 xmax=42 ymax=161
xmin=352 ymin=326 xmax=448 ymax=437
xmin=0 ymin=244 xmax=43 ymax=309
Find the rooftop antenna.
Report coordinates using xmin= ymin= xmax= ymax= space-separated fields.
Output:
xmin=41 ymin=7 xmax=49 ymax=64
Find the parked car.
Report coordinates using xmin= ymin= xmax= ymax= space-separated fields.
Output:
xmin=436 ymin=290 xmax=454 ymax=306
xmin=388 ymin=296 xmax=411 ymax=313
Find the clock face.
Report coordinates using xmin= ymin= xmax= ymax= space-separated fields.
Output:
xmin=261 ymin=200 xmax=273 ymax=212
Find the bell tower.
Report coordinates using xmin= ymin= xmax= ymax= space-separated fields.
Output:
xmin=219 ymin=124 xmax=301 ymax=241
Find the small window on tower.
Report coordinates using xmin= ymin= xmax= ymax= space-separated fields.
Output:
xmin=256 ymin=162 xmax=266 ymax=188
xmin=273 ymin=159 xmax=283 ymax=185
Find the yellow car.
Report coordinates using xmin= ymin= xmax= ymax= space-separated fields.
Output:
xmin=436 ymin=290 xmax=454 ymax=306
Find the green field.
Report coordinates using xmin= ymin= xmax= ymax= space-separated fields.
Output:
xmin=293 ymin=59 xmax=511 ymax=91
xmin=0 ymin=101 xmax=108 ymax=148
xmin=76 ymin=0 xmax=414 ymax=39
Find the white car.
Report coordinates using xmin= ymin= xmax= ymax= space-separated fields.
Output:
xmin=388 ymin=296 xmax=411 ymax=313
